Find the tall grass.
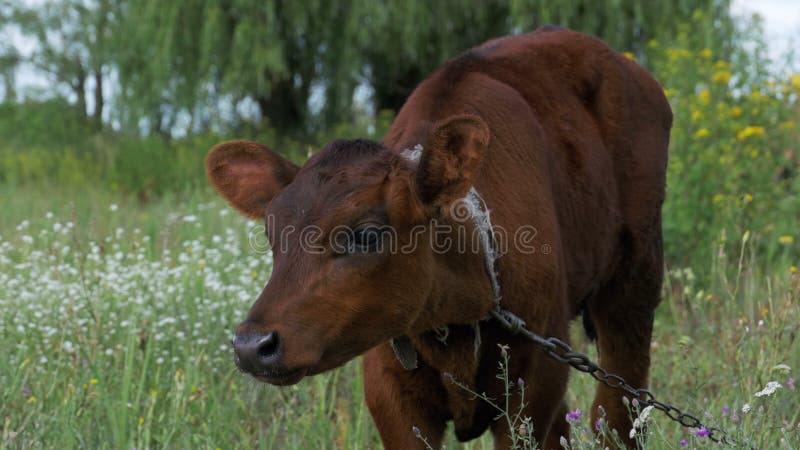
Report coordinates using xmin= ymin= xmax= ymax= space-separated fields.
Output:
xmin=0 ymin=194 xmax=796 ymax=448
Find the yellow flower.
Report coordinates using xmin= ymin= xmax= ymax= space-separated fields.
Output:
xmin=198 ymin=262 xmax=206 ymax=270
xmin=730 ymin=106 xmax=743 ymax=118
xmin=736 ymin=126 xmax=765 ymax=141
xmin=27 ymin=396 xmax=37 ymax=404
xmin=700 ymin=48 xmax=712 ymax=58
xmin=779 ymin=120 xmax=795 ymax=130
xmin=139 ymin=417 xmax=145 ymax=426
xmin=712 ymin=194 xmax=724 ymax=203
xmin=691 ymin=110 xmax=704 ymax=120
xmin=90 ymin=378 xmax=99 ymax=385
xmin=706 ymin=293 xmax=714 ymax=301
xmin=778 ymin=235 xmax=794 ymax=244
xmin=714 ymin=60 xmax=730 ymax=70
xmin=762 ymin=307 xmax=769 ymax=316
xmin=663 ymin=88 xmax=675 ymax=98
xmin=694 ymin=128 xmax=710 ymax=138
xmin=712 ymin=71 xmax=732 ymax=84
xmin=743 ymin=193 xmax=753 ymax=203
xmin=698 ymin=89 xmax=710 ymax=104
xmin=623 ymin=51 xmax=635 ymax=60
xmin=790 ymin=266 xmax=798 ymax=274
xmin=82 ymin=383 xmax=88 ymax=391
xmin=792 ymin=74 xmax=800 ymax=89
xmin=667 ymin=48 xmax=691 ymax=61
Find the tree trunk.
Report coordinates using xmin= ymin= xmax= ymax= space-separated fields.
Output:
xmin=372 ymin=66 xmax=424 ymax=113
xmin=73 ymin=62 xmax=88 ymax=124
xmin=257 ymin=78 xmax=306 ymax=136
xmin=93 ymin=67 xmax=103 ymax=130
xmin=2 ymin=71 xmax=15 ymax=102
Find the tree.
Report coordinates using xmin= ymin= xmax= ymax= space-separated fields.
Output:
xmin=116 ymin=0 xmax=373 ymax=137
xmin=0 ymin=46 xmax=19 ymax=103
xmin=508 ymin=0 xmax=733 ymax=56
xmin=2 ymin=0 xmax=739 ymax=139
xmin=0 ymin=0 xmax=18 ymax=102
xmin=361 ymin=1 xmax=511 ymax=113
xmin=13 ymin=0 xmax=117 ymax=130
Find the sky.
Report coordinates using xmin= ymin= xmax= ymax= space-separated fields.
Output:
xmin=732 ymin=0 xmax=800 ymax=64
xmin=4 ymin=1 xmax=800 ymax=98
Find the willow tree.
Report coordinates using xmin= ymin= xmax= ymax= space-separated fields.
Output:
xmin=115 ymin=0 xmax=374 ymax=136
xmin=358 ymin=0 xmax=511 ymax=113
xmin=509 ymin=0 xmax=734 ymax=57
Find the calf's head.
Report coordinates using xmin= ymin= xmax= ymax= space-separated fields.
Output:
xmin=206 ymin=115 xmax=494 ymax=385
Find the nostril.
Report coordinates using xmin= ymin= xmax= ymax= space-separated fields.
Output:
xmin=257 ymin=332 xmax=280 ymax=359
xmin=233 ymin=331 xmax=282 ymax=373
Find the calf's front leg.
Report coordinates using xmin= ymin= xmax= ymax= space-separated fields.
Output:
xmin=363 ymin=345 xmax=448 ymax=450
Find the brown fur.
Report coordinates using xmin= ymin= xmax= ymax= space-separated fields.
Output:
xmin=206 ymin=28 xmax=671 ymax=449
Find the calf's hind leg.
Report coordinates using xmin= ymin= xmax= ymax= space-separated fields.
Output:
xmin=587 ymin=237 xmax=663 ymax=447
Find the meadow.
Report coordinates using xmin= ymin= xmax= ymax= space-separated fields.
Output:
xmin=2 ymin=14 xmax=800 ymax=450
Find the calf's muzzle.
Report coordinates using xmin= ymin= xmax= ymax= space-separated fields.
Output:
xmin=232 ymin=331 xmax=283 ymax=375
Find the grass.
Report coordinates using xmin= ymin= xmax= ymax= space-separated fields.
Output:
xmin=0 ymin=187 xmax=797 ymax=449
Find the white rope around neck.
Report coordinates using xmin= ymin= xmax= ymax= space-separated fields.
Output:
xmin=390 ymin=144 xmax=502 ymax=366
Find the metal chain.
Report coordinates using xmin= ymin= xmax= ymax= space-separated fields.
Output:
xmin=489 ymin=309 xmax=748 ymax=448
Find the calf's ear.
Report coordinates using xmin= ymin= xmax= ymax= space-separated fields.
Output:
xmin=417 ymin=114 xmax=490 ymax=207
xmin=205 ymin=140 xmax=300 ymax=219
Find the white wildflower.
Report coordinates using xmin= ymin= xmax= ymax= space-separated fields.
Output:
xmin=110 ymin=204 xmax=118 ymax=211
xmin=742 ymin=404 xmax=751 ymax=413
xmin=754 ymin=381 xmax=781 ymax=397
xmin=629 ymin=405 xmax=654 ymax=439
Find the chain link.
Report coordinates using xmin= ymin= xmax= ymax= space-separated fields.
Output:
xmin=490 ymin=309 xmax=747 ymax=448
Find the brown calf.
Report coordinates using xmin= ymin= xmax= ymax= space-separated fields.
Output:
xmin=206 ymin=28 xmax=671 ymax=449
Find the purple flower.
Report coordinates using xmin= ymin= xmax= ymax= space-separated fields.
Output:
xmin=565 ymin=409 xmax=583 ymax=422
xmin=679 ymin=438 xmax=688 ymax=447
xmin=787 ymin=377 xmax=795 ymax=389
xmin=695 ymin=428 xmax=711 ymax=437
xmin=21 ymin=387 xmax=30 ymax=396
xmin=722 ymin=406 xmax=730 ymax=415
xmin=595 ymin=419 xmax=603 ymax=431
xmin=82 ymin=359 xmax=89 ymax=367
xmin=731 ymin=410 xmax=740 ymax=424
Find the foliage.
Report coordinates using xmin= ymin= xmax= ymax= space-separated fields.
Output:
xmin=510 ymin=0 xmax=733 ymax=58
xmin=1 ymin=0 xmax=743 ymax=136
xmin=0 ymin=108 xmax=393 ymax=199
xmin=650 ymin=10 xmax=800 ymax=267
xmin=11 ymin=0 xmax=117 ymax=130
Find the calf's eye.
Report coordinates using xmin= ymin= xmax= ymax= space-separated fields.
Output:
xmin=349 ymin=224 xmax=384 ymax=254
